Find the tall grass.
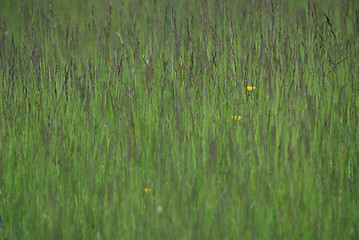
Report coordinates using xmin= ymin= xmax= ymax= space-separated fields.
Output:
xmin=1 ymin=0 xmax=359 ymax=239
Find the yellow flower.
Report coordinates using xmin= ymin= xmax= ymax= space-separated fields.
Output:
xmin=144 ymin=188 xmax=151 ymax=193
xmin=231 ymin=116 xmax=241 ymax=121
xmin=246 ymin=86 xmax=255 ymax=92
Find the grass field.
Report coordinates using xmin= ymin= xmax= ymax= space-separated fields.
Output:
xmin=1 ymin=0 xmax=359 ymax=239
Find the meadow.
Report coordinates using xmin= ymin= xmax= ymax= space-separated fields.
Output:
xmin=1 ymin=0 xmax=359 ymax=239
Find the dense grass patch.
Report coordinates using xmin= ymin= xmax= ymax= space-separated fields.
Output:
xmin=1 ymin=0 xmax=359 ymax=239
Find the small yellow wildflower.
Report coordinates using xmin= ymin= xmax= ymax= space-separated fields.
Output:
xmin=247 ymin=86 xmax=256 ymax=92
xmin=231 ymin=116 xmax=241 ymax=121
xmin=144 ymin=188 xmax=151 ymax=193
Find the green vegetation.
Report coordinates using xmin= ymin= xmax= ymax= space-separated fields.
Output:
xmin=1 ymin=0 xmax=359 ymax=239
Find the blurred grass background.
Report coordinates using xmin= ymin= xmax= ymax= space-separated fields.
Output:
xmin=1 ymin=0 xmax=359 ymax=239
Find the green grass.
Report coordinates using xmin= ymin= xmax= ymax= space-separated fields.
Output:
xmin=1 ymin=0 xmax=359 ymax=239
